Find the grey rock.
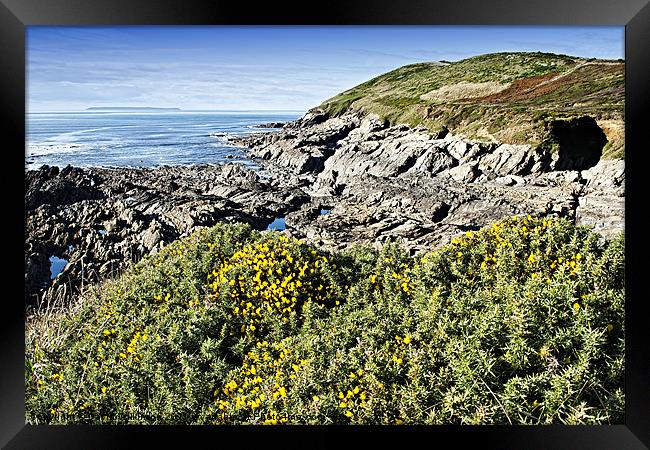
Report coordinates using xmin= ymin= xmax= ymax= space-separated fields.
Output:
xmin=233 ymin=111 xmax=623 ymax=255
xmin=581 ymin=160 xmax=625 ymax=195
xmin=447 ymin=140 xmax=471 ymax=160
xmin=410 ymin=146 xmax=457 ymax=175
xmin=141 ymin=226 xmax=162 ymax=251
xmin=478 ymin=144 xmax=547 ymax=177
xmin=25 ymin=162 xmax=311 ymax=307
xmin=494 ymin=175 xmax=526 ymax=186
xmin=446 ymin=162 xmax=480 ymax=183
xmin=26 ymin=110 xmax=625 ymax=309
xmin=575 ymin=194 xmax=625 ymax=237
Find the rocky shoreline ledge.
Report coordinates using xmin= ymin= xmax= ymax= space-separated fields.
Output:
xmin=25 ymin=109 xmax=624 ymax=307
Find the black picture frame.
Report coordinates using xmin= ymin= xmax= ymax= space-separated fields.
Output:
xmin=2 ymin=0 xmax=648 ymax=448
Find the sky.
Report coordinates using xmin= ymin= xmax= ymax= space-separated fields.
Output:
xmin=26 ymin=26 xmax=624 ymax=112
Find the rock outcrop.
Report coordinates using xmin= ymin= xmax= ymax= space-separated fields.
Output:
xmin=25 ymin=164 xmax=309 ymax=307
xmin=229 ymin=110 xmax=624 ymax=253
xmin=26 ymin=110 xmax=625 ymax=308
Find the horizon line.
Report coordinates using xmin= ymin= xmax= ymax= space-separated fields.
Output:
xmin=27 ymin=108 xmax=308 ymax=114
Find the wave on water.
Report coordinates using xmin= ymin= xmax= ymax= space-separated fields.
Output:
xmin=27 ymin=143 xmax=86 ymax=157
xmin=47 ymin=127 xmax=118 ymax=142
xmin=26 ymin=111 xmax=302 ymax=169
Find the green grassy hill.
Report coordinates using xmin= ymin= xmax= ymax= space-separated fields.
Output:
xmin=320 ymin=52 xmax=624 ymax=158
xmin=26 ymin=217 xmax=624 ymax=425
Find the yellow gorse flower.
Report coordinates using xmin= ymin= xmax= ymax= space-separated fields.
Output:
xmin=209 ymin=237 xmax=339 ymax=338
xmin=527 ymin=253 xmax=536 ymax=265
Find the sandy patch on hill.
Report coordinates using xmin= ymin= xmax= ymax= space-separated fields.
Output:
xmin=596 ymin=118 xmax=624 ymax=143
xmin=420 ymin=81 xmax=510 ymax=102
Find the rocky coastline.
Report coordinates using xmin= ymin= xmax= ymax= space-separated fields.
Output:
xmin=25 ymin=109 xmax=624 ymax=307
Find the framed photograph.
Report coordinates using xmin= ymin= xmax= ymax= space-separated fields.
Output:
xmin=3 ymin=0 xmax=649 ymax=447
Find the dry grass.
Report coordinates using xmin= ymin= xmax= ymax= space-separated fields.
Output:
xmin=420 ymin=81 xmax=510 ymax=102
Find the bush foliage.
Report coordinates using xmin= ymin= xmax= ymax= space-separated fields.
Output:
xmin=26 ymin=216 xmax=624 ymax=424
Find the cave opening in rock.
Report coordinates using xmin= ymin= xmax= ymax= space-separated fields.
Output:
xmin=547 ymin=117 xmax=607 ymax=171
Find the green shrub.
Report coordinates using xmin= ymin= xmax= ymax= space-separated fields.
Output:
xmin=26 ymin=217 xmax=624 ymax=424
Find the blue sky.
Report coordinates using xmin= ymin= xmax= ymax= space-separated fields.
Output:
xmin=27 ymin=26 xmax=624 ymax=112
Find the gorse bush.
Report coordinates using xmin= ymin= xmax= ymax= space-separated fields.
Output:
xmin=207 ymin=236 xmax=345 ymax=344
xmin=25 ymin=216 xmax=624 ymax=425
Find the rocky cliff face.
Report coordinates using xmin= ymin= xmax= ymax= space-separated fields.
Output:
xmin=230 ymin=109 xmax=624 ymax=252
xmin=25 ymin=109 xmax=624 ymax=308
xmin=25 ymin=164 xmax=309 ymax=307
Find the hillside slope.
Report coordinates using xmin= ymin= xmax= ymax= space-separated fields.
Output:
xmin=26 ymin=219 xmax=625 ymax=424
xmin=320 ymin=52 xmax=624 ymax=158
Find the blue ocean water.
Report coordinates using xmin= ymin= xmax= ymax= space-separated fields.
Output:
xmin=26 ymin=110 xmax=302 ymax=170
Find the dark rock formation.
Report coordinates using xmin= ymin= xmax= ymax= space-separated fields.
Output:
xmin=25 ymin=163 xmax=309 ymax=307
xmin=26 ymin=110 xmax=624 ymax=309
xmin=248 ymin=122 xmax=286 ymax=129
xmin=230 ymin=110 xmax=624 ymax=254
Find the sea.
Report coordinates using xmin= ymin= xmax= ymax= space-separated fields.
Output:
xmin=25 ymin=110 xmax=303 ymax=170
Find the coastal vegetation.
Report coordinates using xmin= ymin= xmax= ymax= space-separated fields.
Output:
xmin=24 ymin=51 xmax=625 ymax=427
xmin=26 ymin=216 xmax=624 ymax=425
xmin=320 ymin=52 xmax=624 ymax=158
